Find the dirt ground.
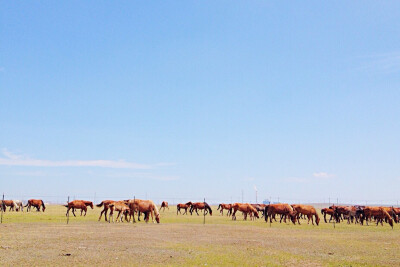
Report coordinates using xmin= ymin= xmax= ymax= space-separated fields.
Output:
xmin=0 ymin=206 xmax=399 ymax=266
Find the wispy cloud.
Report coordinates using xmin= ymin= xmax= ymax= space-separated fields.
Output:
xmin=313 ymin=172 xmax=335 ymax=179
xmin=358 ymin=52 xmax=400 ymax=73
xmin=0 ymin=149 xmax=154 ymax=169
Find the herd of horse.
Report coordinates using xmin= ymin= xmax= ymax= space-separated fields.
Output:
xmin=1 ymin=199 xmax=398 ymax=227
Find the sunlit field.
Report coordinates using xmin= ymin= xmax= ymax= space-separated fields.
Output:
xmin=0 ymin=205 xmax=399 ymax=266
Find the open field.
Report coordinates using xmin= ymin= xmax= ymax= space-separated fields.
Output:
xmin=1 ymin=205 xmax=399 ymax=266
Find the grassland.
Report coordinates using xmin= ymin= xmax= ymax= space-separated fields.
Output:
xmin=0 ymin=205 xmax=399 ymax=266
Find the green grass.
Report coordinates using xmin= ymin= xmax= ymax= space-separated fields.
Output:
xmin=1 ymin=205 xmax=399 ymax=266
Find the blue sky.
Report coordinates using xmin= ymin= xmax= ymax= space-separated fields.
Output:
xmin=1 ymin=1 xmax=400 ymax=204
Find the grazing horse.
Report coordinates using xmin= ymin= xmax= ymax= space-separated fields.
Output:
xmin=292 ymin=204 xmax=320 ymax=225
xmin=190 ymin=202 xmax=212 ymax=216
xmin=65 ymin=200 xmax=93 ymax=217
xmin=382 ymin=207 xmax=399 ymax=223
xmin=13 ymin=200 xmax=24 ymax=212
xmin=321 ymin=208 xmax=335 ymax=223
xmin=0 ymin=200 xmax=6 ymax=212
xmin=125 ymin=199 xmax=145 ymax=222
xmin=160 ymin=201 xmax=169 ymax=212
xmin=128 ymin=200 xmax=160 ymax=223
xmin=108 ymin=201 xmax=130 ymax=223
xmin=362 ymin=206 xmax=393 ymax=228
xmin=177 ymin=202 xmax=192 ymax=215
xmin=96 ymin=200 xmax=115 ymax=222
xmin=265 ymin=204 xmax=297 ymax=225
xmin=217 ymin=203 xmax=232 ymax=216
xmin=1 ymin=200 xmax=16 ymax=212
xmin=25 ymin=199 xmax=46 ymax=212
xmin=231 ymin=203 xmax=259 ymax=221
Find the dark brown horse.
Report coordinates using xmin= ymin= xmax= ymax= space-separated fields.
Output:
xmin=65 ymin=200 xmax=93 ymax=217
xmin=1 ymin=200 xmax=15 ymax=212
xmin=96 ymin=200 xmax=115 ymax=222
xmin=25 ymin=199 xmax=46 ymax=212
xmin=177 ymin=202 xmax=192 ymax=215
xmin=190 ymin=202 xmax=212 ymax=216
xmin=217 ymin=203 xmax=232 ymax=216
xmin=160 ymin=201 xmax=169 ymax=212
xmin=321 ymin=208 xmax=335 ymax=223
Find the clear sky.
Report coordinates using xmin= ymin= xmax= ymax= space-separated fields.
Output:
xmin=1 ymin=1 xmax=400 ymax=204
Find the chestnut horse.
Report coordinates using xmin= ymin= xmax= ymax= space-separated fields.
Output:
xmin=96 ymin=200 xmax=115 ymax=222
xmin=25 ymin=199 xmax=46 ymax=212
xmin=128 ymin=200 xmax=160 ymax=223
xmin=160 ymin=201 xmax=169 ymax=212
xmin=292 ymin=204 xmax=320 ymax=225
xmin=190 ymin=202 xmax=212 ymax=216
xmin=65 ymin=200 xmax=93 ymax=217
xmin=177 ymin=202 xmax=192 ymax=215
xmin=108 ymin=201 xmax=130 ymax=223
xmin=382 ymin=207 xmax=399 ymax=223
xmin=362 ymin=206 xmax=393 ymax=228
xmin=265 ymin=204 xmax=297 ymax=224
xmin=217 ymin=203 xmax=232 ymax=216
xmin=321 ymin=208 xmax=334 ymax=223
xmin=231 ymin=203 xmax=259 ymax=221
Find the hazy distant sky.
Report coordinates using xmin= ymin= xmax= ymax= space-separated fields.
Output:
xmin=1 ymin=1 xmax=400 ymax=204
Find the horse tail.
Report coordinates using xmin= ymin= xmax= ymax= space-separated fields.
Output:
xmin=96 ymin=201 xmax=104 ymax=207
xmin=217 ymin=204 xmax=221 ymax=210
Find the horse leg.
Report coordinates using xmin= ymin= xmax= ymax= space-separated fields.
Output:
xmin=72 ymin=208 xmax=76 ymax=217
xmin=66 ymin=207 xmax=70 ymax=217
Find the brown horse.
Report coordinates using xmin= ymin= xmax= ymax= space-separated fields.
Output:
xmin=190 ymin=202 xmax=212 ymax=216
xmin=231 ymin=203 xmax=259 ymax=220
xmin=177 ymin=202 xmax=192 ymax=215
xmin=321 ymin=208 xmax=335 ymax=223
xmin=362 ymin=206 xmax=393 ymax=228
xmin=292 ymin=204 xmax=320 ymax=225
xmin=382 ymin=207 xmax=399 ymax=223
xmin=217 ymin=203 xmax=232 ymax=216
xmin=108 ymin=201 xmax=130 ymax=223
xmin=65 ymin=200 xmax=93 ymax=217
xmin=1 ymin=200 xmax=15 ymax=212
xmin=25 ymin=199 xmax=46 ymax=212
xmin=160 ymin=201 xmax=169 ymax=212
xmin=128 ymin=200 xmax=160 ymax=223
xmin=0 ymin=200 xmax=6 ymax=211
xmin=96 ymin=200 xmax=115 ymax=222
xmin=69 ymin=200 xmax=94 ymax=216
xmin=265 ymin=204 xmax=297 ymax=224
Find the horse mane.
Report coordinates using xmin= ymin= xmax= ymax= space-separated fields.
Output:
xmin=41 ymin=200 xmax=46 ymax=209
xmin=151 ymin=200 xmax=160 ymax=216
